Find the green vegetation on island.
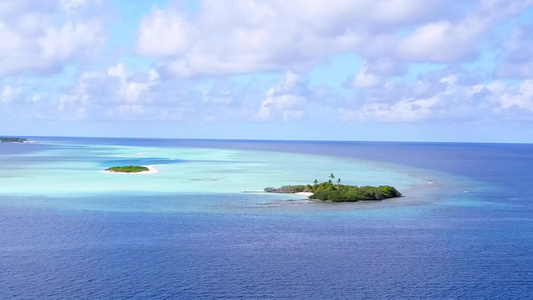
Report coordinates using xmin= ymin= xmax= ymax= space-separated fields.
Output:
xmin=264 ymin=174 xmax=402 ymax=202
xmin=0 ymin=137 xmax=27 ymax=143
xmin=105 ymin=165 xmax=149 ymax=173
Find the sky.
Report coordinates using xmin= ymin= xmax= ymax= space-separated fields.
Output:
xmin=1 ymin=0 xmax=533 ymax=142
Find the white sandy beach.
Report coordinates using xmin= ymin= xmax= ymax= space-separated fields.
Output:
xmin=103 ymin=165 xmax=160 ymax=175
xmin=295 ymin=192 xmax=313 ymax=197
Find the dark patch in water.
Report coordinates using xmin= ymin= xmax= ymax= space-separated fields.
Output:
xmin=100 ymin=158 xmax=186 ymax=167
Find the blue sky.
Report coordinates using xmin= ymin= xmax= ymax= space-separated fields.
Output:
xmin=1 ymin=0 xmax=533 ymax=142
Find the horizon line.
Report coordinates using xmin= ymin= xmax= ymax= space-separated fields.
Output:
xmin=3 ymin=135 xmax=532 ymax=145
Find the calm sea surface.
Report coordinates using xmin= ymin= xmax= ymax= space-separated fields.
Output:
xmin=1 ymin=137 xmax=532 ymax=299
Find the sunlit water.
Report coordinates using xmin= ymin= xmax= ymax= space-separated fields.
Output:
xmin=1 ymin=138 xmax=532 ymax=299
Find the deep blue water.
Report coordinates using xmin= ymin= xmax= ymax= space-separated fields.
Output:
xmin=1 ymin=137 xmax=533 ymax=299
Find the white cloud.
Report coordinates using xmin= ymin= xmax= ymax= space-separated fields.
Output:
xmin=135 ymin=0 xmax=532 ymax=77
xmin=341 ymin=97 xmax=439 ymax=123
xmin=257 ymin=71 xmax=309 ymax=121
xmin=347 ymin=59 xmax=407 ymax=90
xmin=397 ymin=20 xmax=482 ymax=62
xmin=40 ymin=20 xmax=104 ymax=62
xmin=257 ymin=94 xmax=307 ymax=121
xmin=0 ymin=0 xmax=106 ymax=76
xmin=42 ymin=62 xmax=265 ymax=123
xmin=60 ymin=0 xmax=91 ymax=11
xmin=108 ymin=63 xmax=128 ymax=80
xmin=4 ymin=0 xmax=533 ymax=130
xmin=349 ymin=63 xmax=382 ymax=89
xmin=439 ymin=75 xmax=458 ymax=87
xmin=135 ymin=0 xmax=455 ymax=76
xmin=136 ymin=7 xmax=191 ymax=58
xmin=1 ymin=85 xmax=22 ymax=103
xmin=39 ymin=63 xmax=163 ymax=121
xmin=497 ymin=24 xmax=533 ymax=79
xmin=106 ymin=63 xmax=159 ymax=103
xmin=338 ymin=71 xmax=521 ymax=123
xmin=397 ymin=0 xmax=533 ymax=63
xmin=500 ymin=80 xmax=533 ymax=111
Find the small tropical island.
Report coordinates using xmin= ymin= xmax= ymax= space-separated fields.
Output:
xmin=104 ymin=165 xmax=159 ymax=175
xmin=106 ymin=165 xmax=149 ymax=173
xmin=265 ymin=173 xmax=401 ymax=202
xmin=0 ymin=137 xmax=28 ymax=143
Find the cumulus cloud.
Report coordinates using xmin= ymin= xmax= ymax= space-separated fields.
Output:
xmin=496 ymin=24 xmax=533 ymax=79
xmin=347 ymin=58 xmax=407 ymax=89
xmin=0 ymin=0 xmax=106 ymax=76
xmin=48 ymin=63 xmax=162 ymax=120
xmin=135 ymin=0 xmax=531 ymax=77
xmin=397 ymin=0 xmax=533 ymax=62
xmin=500 ymin=80 xmax=533 ymax=112
xmin=23 ymin=62 xmax=261 ymax=123
xmin=348 ymin=62 xmax=383 ymax=89
xmin=397 ymin=20 xmax=482 ymax=62
xmin=136 ymin=7 xmax=191 ymax=58
xmin=257 ymin=71 xmax=309 ymax=121
xmin=339 ymin=70 xmax=512 ymax=123
xmin=107 ymin=63 xmax=159 ymax=103
xmin=135 ymin=0 xmax=455 ymax=76
xmin=4 ymin=0 xmax=533 ymax=132
xmin=341 ymin=97 xmax=439 ymax=122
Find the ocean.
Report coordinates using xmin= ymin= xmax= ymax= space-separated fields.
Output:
xmin=1 ymin=137 xmax=532 ymax=299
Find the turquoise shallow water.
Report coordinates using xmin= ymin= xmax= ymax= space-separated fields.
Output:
xmin=0 ymin=140 xmax=425 ymax=210
xmin=1 ymin=138 xmax=532 ymax=299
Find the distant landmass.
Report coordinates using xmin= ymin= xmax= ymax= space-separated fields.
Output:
xmin=0 ymin=137 xmax=27 ymax=143
xmin=265 ymin=174 xmax=401 ymax=202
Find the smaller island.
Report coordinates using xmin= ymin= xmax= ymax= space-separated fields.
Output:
xmin=0 ymin=137 xmax=28 ymax=143
xmin=105 ymin=165 xmax=149 ymax=173
xmin=104 ymin=165 xmax=159 ymax=175
xmin=265 ymin=174 xmax=401 ymax=202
